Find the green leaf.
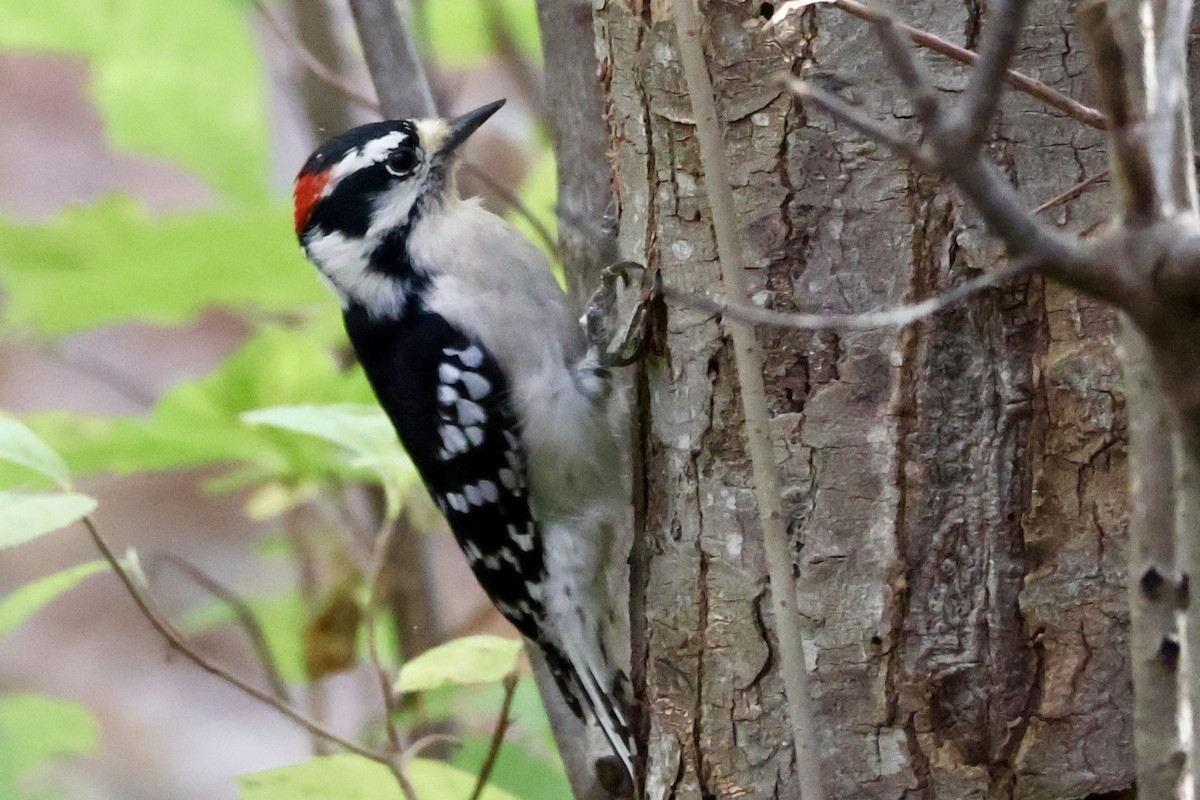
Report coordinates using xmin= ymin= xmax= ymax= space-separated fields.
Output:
xmin=409 ymin=758 xmax=521 ymax=800
xmin=396 ymin=635 xmax=522 ymax=693
xmin=243 ymin=405 xmax=416 ymax=519
xmin=0 ymin=0 xmax=270 ymax=201
xmin=238 ymin=755 xmax=520 ymax=800
xmin=0 ymin=693 xmax=100 ymax=799
xmin=0 ymin=492 xmax=97 ymax=549
xmin=0 ymin=198 xmax=327 ymax=336
xmin=241 ymin=405 xmax=399 ymax=460
xmin=0 ymin=562 xmax=108 ymax=642
xmin=0 ymin=418 xmax=71 ymax=490
xmin=424 ymin=0 xmax=542 ymax=68
xmin=238 ymin=754 xmax=403 ymax=800
xmin=10 ymin=327 xmax=375 ymax=488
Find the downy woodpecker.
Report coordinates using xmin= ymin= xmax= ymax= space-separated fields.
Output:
xmin=293 ymin=100 xmax=635 ymax=778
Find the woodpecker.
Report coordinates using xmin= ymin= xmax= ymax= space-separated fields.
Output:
xmin=293 ymin=100 xmax=635 ymax=779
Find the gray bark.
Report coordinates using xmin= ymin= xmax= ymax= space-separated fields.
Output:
xmin=594 ymin=0 xmax=1134 ymax=796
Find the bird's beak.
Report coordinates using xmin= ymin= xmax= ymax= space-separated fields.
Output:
xmin=435 ymin=99 xmax=506 ymax=160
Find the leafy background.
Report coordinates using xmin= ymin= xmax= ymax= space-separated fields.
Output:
xmin=0 ymin=0 xmax=564 ymax=798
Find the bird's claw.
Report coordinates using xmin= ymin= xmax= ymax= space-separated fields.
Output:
xmin=582 ymin=262 xmax=664 ymax=368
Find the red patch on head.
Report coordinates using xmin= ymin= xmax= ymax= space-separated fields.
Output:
xmin=294 ymin=169 xmax=334 ymax=234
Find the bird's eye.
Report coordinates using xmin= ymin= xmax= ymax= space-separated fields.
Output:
xmin=385 ymin=147 xmax=420 ymax=177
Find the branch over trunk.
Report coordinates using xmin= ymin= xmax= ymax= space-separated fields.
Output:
xmin=596 ymin=0 xmax=1134 ymax=795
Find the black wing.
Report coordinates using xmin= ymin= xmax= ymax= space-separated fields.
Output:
xmin=343 ymin=303 xmax=548 ymax=637
xmin=344 ymin=301 xmax=631 ymax=756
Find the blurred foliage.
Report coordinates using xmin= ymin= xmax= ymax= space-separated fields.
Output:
xmin=0 ymin=561 xmax=107 ymax=642
xmin=239 ymin=754 xmax=523 ymax=800
xmin=0 ymin=418 xmax=73 ymax=489
xmin=423 ymin=0 xmax=542 ymax=68
xmin=0 ymin=199 xmax=325 ymax=335
xmin=396 ymin=634 xmax=522 ymax=692
xmin=0 ymin=694 xmax=101 ymax=800
xmin=8 ymin=327 xmax=376 ymax=488
xmin=0 ymin=0 xmax=269 ymax=202
xmin=0 ymin=491 xmax=97 ymax=548
xmin=0 ymin=0 xmax=571 ymax=796
xmin=0 ymin=419 xmax=98 ymax=550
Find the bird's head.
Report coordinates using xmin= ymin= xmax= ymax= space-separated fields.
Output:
xmin=292 ymin=100 xmax=505 ymax=312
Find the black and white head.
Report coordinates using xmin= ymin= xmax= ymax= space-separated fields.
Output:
xmin=293 ymin=99 xmax=505 ymax=314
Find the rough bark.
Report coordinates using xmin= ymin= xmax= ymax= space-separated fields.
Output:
xmin=594 ymin=0 xmax=1134 ymax=796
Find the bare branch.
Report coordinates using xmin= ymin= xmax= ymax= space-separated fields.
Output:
xmin=1118 ymin=322 xmax=1185 ymax=798
xmin=152 ymin=553 xmax=291 ymax=705
xmin=827 ymin=0 xmax=1108 ymax=130
xmin=869 ymin=15 xmax=939 ymax=125
xmin=462 ymin=163 xmax=561 ymax=261
xmin=669 ymin=158 xmax=1114 ymax=334
xmin=347 ymin=0 xmax=436 ymax=119
xmin=667 ymin=255 xmax=1034 ymax=332
xmin=365 ymin=515 xmax=405 ymax=754
xmin=80 ymin=517 xmax=396 ymax=767
xmin=1034 ymin=169 xmax=1110 ymax=215
xmin=785 ymin=78 xmax=933 ymax=168
xmin=1079 ymin=1 xmax=1161 ymax=222
xmin=1178 ymin=409 xmax=1200 ymax=797
xmin=791 ymin=4 xmax=1130 ymax=331
xmin=1147 ymin=0 xmax=1199 ymax=213
xmin=477 ymin=0 xmax=545 ymax=123
xmin=671 ymin=1 xmax=827 ymax=797
xmin=536 ymin=0 xmax=620 ymax=307
xmin=251 ymin=0 xmax=378 ymax=113
xmin=943 ymin=149 xmax=1092 ymax=272
xmin=35 ymin=347 xmax=156 ymax=408
xmin=468 ymin=673 xmax=519 ymax=800
xmin=953 ymin=0 xmax=1034 ymax=148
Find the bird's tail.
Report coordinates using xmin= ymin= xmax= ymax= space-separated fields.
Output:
xmin=542 ymin=637 xmax=637 ymax=781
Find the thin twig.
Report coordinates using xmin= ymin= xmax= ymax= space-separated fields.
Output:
xmin=670 ymin=1 xmax=827 ymax=798
xmin=954 ymin=0 xmax=1034 ymax=147
xmin=1034 ymin=169 xmax=1111 ymax=215
xmin=669 ymin=161 xmax=1109 ymax=334
xmin=462 ymin=163 xmax=562 ymax=261
xmin=80 ymin=517 xmax=393 ymax=765
xmin=823 ymin=0 xmax=1108 ymax=130
xmin=283 ymin=510 xmax=332 ymax=756
xmin=250 ymin=0 xmax=378 ymax=112
xmin=402 ymin=733 xmax=462 ymax=762
xmin=37 ymin=348 xmax=157 ymax=407
xmin=152 ymin=553 xmax=291 ymax=704
xmin=468 ymin=673 xmax=519 ymax=800
xmin=786 ymin=78 xmax=933 ymax=168
xmin=365 ymin=514 xmax=405 ymax=754
xmin=347 ymin=0 xmax=436 ymax=119
xmin=477 ymin=0 xmax=546 ymax=124
xmin=786 ymin=74 xmax=1104 ymax=297
xmin=1079 ymin=2 xmax=1160 ymax=222
xmin=870 ymin=15 xmax=939 ymax=126
xmin=668 ymin=255 xmax=1034 ymax=332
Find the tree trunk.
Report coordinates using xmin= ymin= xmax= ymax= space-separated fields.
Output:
xmin=594 ymin=1 xmax=1133 ymax=796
